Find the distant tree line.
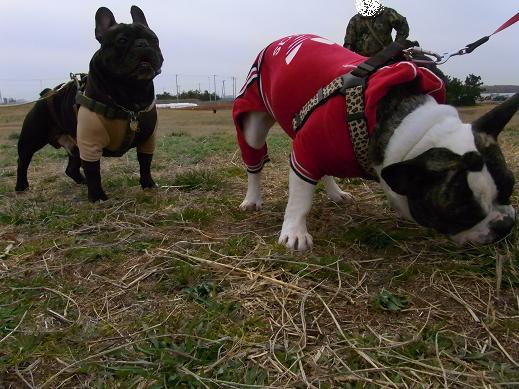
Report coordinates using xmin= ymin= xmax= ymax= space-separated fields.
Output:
xmin=156 ymin=90 xmax=220 ymax=101
xmin=446 ymin=74 xmax=483 ymax=106
xmin=483 ymin=85 xmax=519 ymax=93
xmin=157 ymin=74 xmax=485 ymax=106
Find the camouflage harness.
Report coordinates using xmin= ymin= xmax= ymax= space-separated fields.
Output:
xmin=292 ymin=40 xmax=417 ymax=180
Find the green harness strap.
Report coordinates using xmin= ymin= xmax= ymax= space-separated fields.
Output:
xmin=75 ymin=91 xmax=145 ymax=158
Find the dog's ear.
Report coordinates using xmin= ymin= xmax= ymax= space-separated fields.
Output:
xmin=381 ymin=159 xmax=428 ymax=196
xmin=473 ymin=92 xmax=519 ymax=139
xmin=130 ymin=6 xmax=149 ymax=28
xmin=95 ymin=7 xmax=117 ymax=42
xmin=381 ymin=148 xmax=461 ymax=196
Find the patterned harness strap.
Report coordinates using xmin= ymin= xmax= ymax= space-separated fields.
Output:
xmin=345 ymin=83 xmax=375 ymax=179
xmin=292 ymin=39 xmax=418 ymax=180
xmin=292 ymin=70 xmax=376 ymax=178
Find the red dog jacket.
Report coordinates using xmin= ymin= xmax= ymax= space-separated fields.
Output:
xmin=233 ymin=34 xmax=446 ymax=184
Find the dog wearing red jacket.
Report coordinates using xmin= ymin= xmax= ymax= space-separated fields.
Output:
xmin=233 ymin=34 xmax=519 ymax=250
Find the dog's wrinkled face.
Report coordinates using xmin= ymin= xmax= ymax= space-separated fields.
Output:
xmin=382 ymin=94 xmax=519 ymax=245
xmin=94 ymin=6 xmax=163 ymax=81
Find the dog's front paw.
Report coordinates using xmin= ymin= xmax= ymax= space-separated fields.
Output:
xmin=328 ymin=190 xmax=355 ymax=204
xmin=240 ymin=197 xmax=263 ymax=211
xmin=15 ymin=182 xmax=29 ymax=192
xmin=66 ymin=169 xmax=87 ymax=185
xmin=279 ymin=224 xmax=313 ymax=251
xmin=140 ymin=177 xmax=157 ymax=189
xmin=88 ymin=189 xmax=108 ymax=203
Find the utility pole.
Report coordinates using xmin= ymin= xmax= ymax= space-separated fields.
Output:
xmin=222 ymin=80 xmax=226 ymax=100
xmin=208 ymin=77 xmax=212 ymax=102
xmin=175 ymin=74 xmax=179 ymax=103
xmin=232 ymin=77 xmax=236 ymax=99
xmin=213 ymin=74 xmax=217 ymax=102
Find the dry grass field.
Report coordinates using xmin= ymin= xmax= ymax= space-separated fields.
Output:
xmin=1 ymin=102 xmax=519 ymax=388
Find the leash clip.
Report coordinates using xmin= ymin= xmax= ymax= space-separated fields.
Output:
xmin=403 ymin=46 xmax=462 ymax=65
xmin=403 ymin=34 xmax=494 ymax=66
xmin=403 ymin=47 xmax=451 ymax=65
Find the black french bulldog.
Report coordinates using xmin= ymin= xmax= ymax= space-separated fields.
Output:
xmin=15 ymin=6 xmax=164 ymax=202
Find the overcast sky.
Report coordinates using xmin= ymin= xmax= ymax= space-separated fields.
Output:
xmin=1 ymin=0 xmax=518 ymax=100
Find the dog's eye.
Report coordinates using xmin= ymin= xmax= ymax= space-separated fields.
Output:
xmin=117 ymin=37 xmax=128 ymax=45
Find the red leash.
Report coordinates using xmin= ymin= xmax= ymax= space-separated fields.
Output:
xmin=464 ymin=11 xmax=519 ymax=54
xmin=405 ymin=11 xmax=519 ymax=65
xmin=493 ymin=11 xmax=519 ymax=34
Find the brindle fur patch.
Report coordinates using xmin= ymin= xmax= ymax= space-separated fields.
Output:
xmin=473 ymin=131 xmax=515 ymax=204
xmin=369 ymin=83 xmax=429 ymax=166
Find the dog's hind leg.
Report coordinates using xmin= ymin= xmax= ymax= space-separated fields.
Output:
xmin=322 ymin=176 xmax=355 ymax=203
xmin=15 ymin=105 xmax=50 ymax=192
xmin=16 ymin=148 xmax=41 ymax=192
xmin=239 ymin=111 xmax=275 ymax=211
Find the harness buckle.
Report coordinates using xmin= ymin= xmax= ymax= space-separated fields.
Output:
xmin=338 ymin=74 xmax=365 ymax=94
xmin=355 ymin=62 xmax=376 ymax=76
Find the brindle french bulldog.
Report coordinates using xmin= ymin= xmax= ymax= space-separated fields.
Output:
xmin=233 ymin=34 xmax=518 ymax=250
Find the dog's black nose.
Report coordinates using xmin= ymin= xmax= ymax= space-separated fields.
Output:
xmin=135 ymin=38 xmax=149 ymax=48
xmin=489 ymin=215 xmax=515 ymax=240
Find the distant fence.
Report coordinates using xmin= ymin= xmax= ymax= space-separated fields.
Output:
xmin=0 ymin=73 xmax=246 ymax=104
xmin=157 ymin=74 xmax=244 ymax=101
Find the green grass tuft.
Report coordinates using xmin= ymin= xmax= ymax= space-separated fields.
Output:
xmin=171 ymin=169 xmax=223 ymax=191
